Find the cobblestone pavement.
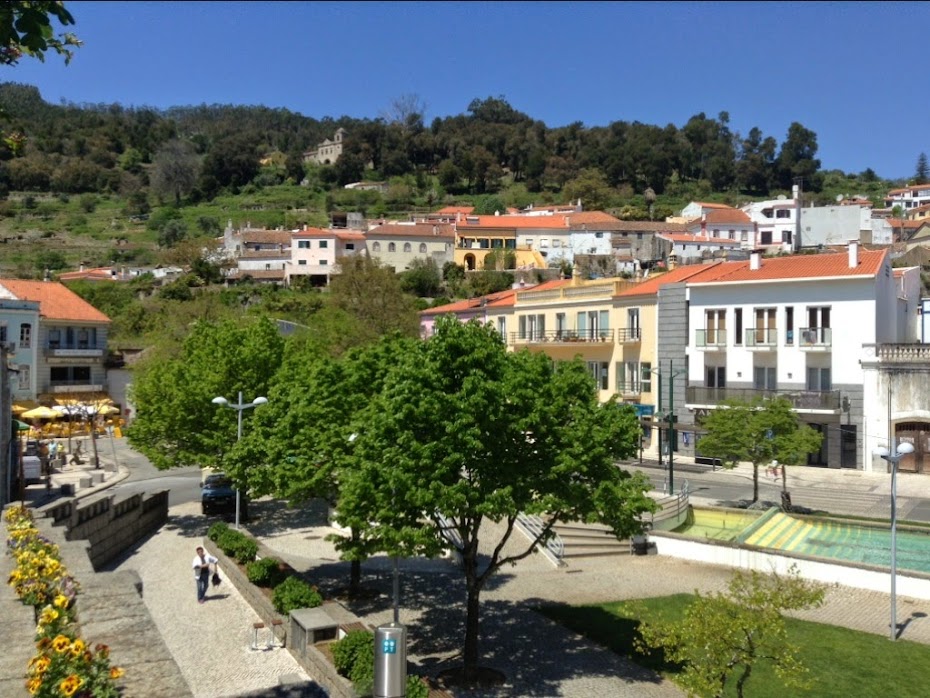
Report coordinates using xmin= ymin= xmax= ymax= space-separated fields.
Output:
xmin=104 ymin=501 xmax=314 ymax=698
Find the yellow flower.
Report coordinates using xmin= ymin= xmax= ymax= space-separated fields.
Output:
xmin=53 ymin=594 xmax=69 ymax=609
xmin=34 ymin=656 xmax=50 ymax=674
xmin=70 ymin=638 xmax=85 ymax=657
xmin=52 ymin=635 xmax=71 ymax=653
xmin=26 ymin=677 xmax=42 ymax=694
xmin=109 ymin=666 xmax=124 ymax=679
xmin=60 ymin=674 xmax=83 ymax=697
xmin=39 ymin=607 xmax=59 ymax=625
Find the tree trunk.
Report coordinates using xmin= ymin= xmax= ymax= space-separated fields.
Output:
xmin=461 ymin=547 xmax=483 ymax=682
xmin=349 ymin=527 xmax=361 ymax=595
xmin=89 ymin=418 xmax=101 ymax=469
xmin=752 ymin=463 xmax=759 ymax=503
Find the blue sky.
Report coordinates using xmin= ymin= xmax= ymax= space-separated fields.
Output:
xmin=7 ymin=1 xmax=929 ymax=180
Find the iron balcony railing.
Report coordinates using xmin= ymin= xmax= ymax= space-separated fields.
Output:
xmin=745 ymin=328 xmax=777 ymax=348
xmin=44 ymin=342 xmax=106 ymax=356
xmin=695 ymin=329 xmax=728 ymax=349
xmin=617 ymin=328 xmax=641 ymax=343
xmin=510 ymin=329 xmax=615 ymax=344
xmin=686 ymin=386 xmax=842 ymax=411
xmin=799 ymin=327 xmax=832 ymax=348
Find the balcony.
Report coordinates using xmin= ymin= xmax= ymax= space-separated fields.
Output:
xmin=686 ymin=386 xmax=842 ymax=412
xmin=617 ymin=328 xmax=641 ymax=343
xmin=44 ymin=342 xmax=105 ymax=358
xmin=617 ymin=381 xmax=642 ymax=399
xmin=510 ymin=329 xmax=614 ymax=346
xmin=695 ymin=329 xmax=727 ymax=350
xmin=47 ymin=381 xmax=108 ymax=394
xmin=799 ymin=327 xmax=831 ymax=351
xmin=745 ymin=328 xmax=777 ymax=350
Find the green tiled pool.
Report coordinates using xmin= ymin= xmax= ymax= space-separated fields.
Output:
xmin=674 ymin=507 xmax=930 ymax=574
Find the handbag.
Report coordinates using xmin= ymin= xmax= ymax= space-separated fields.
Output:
xmin=211 ymin=571 xmax=222 ymax=587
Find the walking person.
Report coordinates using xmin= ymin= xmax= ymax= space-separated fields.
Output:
xmin=192 ymin=546 xmax=218 ymax=604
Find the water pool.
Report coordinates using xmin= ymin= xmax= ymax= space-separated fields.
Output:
xmin=673 ymin=507 xmax=930 ymax=575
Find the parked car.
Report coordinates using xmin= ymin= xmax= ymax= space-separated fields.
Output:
xmin=200 ymin=473 xmax=248 ymax=520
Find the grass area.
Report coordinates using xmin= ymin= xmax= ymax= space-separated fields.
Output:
xmin=539 ymin=594 xmax=930 ymax=698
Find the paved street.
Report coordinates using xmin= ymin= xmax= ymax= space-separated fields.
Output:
xmin=19 ymin=440 xmax=930 ymax=697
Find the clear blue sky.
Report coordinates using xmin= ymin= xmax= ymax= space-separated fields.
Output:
xmin=7 ymin=1 xmax=928 ymax=180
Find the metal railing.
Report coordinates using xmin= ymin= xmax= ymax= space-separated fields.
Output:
xmin=510 ymin=329 xmax=614 ymax=344
xmin=516 ymin=513 xmax=565 ymax=567
xmin=617 ymin=328 xmax=641 ymax=342
xmin=745 ymin=328 xmax=777 ymax=347
xmin=799 ymin=327 xmax=832 ymax=348
xmin=686 ymin=386 xmax=842 ymax=410
xmin=646 ymin=480 xmax=690 ymax=532
xmin=696 ymin=329 xmax=728 ymax=348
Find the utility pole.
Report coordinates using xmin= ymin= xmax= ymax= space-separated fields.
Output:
xmin=650 ymin=361 xmax=685 ymax=492
xmin=649 ymin=368 xmax=663 ymax=465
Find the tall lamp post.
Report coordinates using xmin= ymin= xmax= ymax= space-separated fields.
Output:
xmin=212 ymin=391 xmax=268 ymax=529
xmin=873 ymin=439 xmax=915 ymax=641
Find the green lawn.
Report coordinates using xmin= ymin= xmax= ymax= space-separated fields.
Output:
xmin=539 ymin=594 xmax=930 ymax=698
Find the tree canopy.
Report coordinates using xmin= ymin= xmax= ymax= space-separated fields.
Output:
xmin=695 ymin=397 xmax=823 ymax=503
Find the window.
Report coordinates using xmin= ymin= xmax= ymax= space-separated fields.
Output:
xmin=555 ymin=312 xmax=566 ymax=338
xmin=776 ymin=209 xmax=791 ymax=219
xmin=298 ymin=260 xmax=307 ymax=266
xmin=48 ymin=329 xmax=60 ymax=348
xmin=319 ymin=240 xmax=328 ymax=249
xmin=587 ymin=361 xmax=609 ymax=390
xmin=372 ymin=242 xmax=381 ymax=253
xmin=552 ymin=239 xmax=561 ymax=248
xmin=741 ymin=231 xmax=748 ymax=242
xmin=419 ymin=243 xmax=427 ymax=253
xmin=807 ymin=367 xmax=831 ymax=391
xmin=595 ymin=232 xmax=603 ymax=238
xmin=540 ymin=239 xmax=549 ymax=248
xmin=298 ymin=240 xmax=310 ymax=249
xmin=640 ymin=362 xmax=652 ymax=393
xmin=497 ymin=317 xmax=506 ymax=338
xmin=782 ymin=230 xmax=792 ymax=244
xmin=518 ymin=316 xmax=527 ymax=340
xmin=528 ymin=314 xmax=546 ymax=340
xmin=705 ymin=309 xmax=726 ymax=345
xmin=17 ymin=364 xmax=28 ymax=390
xmin=615 ymin=362 xmax=639 ymax=393
xmin=706 ymin=366 xmax=726 ymax=388
xmin=628 ymin=308 xmax=640 ymax=335
xmin=388 ymin=242 xmax=396 ymax=252
xmin=760 ymin=231 xmax=772 ymax=245
xmin=19 ymin=323 xmax=31 ymax=349
xmin=403 ymin=243 xmax=412 ymax=253
xmin=0 ymin=322 xmax=5 ymax=343
xmin=785 ymin=306 xmax=794 ymax=345
xmin=346 ymin=243 xmax=355 ymax=251
xmin=320 ymin=259 xmax=328 ymax=266
xmin=77 ymin=329 xmax=89 ymax=349
xmin=754 ymin=366 xmax=777 ymax=390
xmin=734 ymin=308 xmax=743 ymax=345
xmin=753 ymin=308 xmax=776 ymax=344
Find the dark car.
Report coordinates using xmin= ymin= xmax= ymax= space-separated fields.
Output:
xmin=201 ymin=473 xmax=248 ymax=520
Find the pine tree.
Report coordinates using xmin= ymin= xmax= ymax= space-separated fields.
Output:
xmin=916 ymin=152 xmax=929 ymax=185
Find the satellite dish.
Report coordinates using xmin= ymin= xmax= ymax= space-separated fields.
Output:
xmin=836 ymin=194 xmax=844 ymax=203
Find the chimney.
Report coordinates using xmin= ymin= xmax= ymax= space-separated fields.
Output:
xmin=750 ymin=249 xmax=762 ymax=270
xmin=667 ymin=252 xmax=679 ymax=271
xmin=848 ymin=239 xmax=859 ymax=268
xmin=701 ymin=213 xmax=707 ymax=238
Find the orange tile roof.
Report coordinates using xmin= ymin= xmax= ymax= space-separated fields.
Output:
xmin=701 ymin=208 xmax=752 ymax=224
xmin=420 ymin=287 xmax=526 ymax=316
xmin=435 ymin=206 xmax=474 ymax=215
xmin=692 ymin=202 xmax=735 ymax=209
xmin=565 ymin=211 xmax=623 ymax=224
xmin=456 ymin=215 xmax=571 ymax=229
xmin=615 ymin=264 xmax=723 ymax=298
xmin=239 ymin=231 xmax=292 ymax=244
xmin=688 ymin=249 xmax=886 ymax=284
xmin=367 ymin=223 xmax=455 ymax=238
xmin=0 ymin=279 xmax=110 ymax=323
xmin=887 ymin=185 xmax=930 ymax=195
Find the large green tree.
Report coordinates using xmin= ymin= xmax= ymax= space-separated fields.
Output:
xmin=696 ymin=397 xmax=823 ymax=504
xmin=151 ymin=138 xmax=201 ymax=205
xmin=126 ymin=316 xmax=285 ymax=470
xmin=338 ymin=317 xmax=655 ymax=682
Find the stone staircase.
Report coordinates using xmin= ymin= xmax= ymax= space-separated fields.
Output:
xmin=550 ymin=520 xmax=633 ymax=559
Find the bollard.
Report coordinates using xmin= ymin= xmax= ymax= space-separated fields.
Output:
xmin=374 ymin=623 xmax=406 ymax=698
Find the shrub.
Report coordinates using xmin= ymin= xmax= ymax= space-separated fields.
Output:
xmin=272 ymin=575 xmax=322 ymax=615
xmin=246 ymin=557 xmax=287 ymax=588
xmin=331 ymin=629 xmax=374 ymax=694
xmin=406 ymin=676 xmax=430 ymax=698
xmin=211 ymin=527 xmax=257 ymax=563
xmin=207 ymin=521 xmax=230 ymax=542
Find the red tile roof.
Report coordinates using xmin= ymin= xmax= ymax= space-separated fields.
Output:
xmin=0 ymin=279 xmax=110 ymax=323
xmin=239 ymin=231 xmax=292 ymax=244
xmin=456 ymin=215 xmax=571 ymax=229
xmin=660 ymin=233 xmax=741 ymax=245
xmin=435 ymin=206 xmax=474 ymax=215
xmin=701 ymin=208 xmax=752 ymax=224
xmin=565 ymin=211 xmax=623 ymax=224
xmin=692 ymin=202 xmax=735 ymax=210
xmin=367 ymin=223 xmax=455 ymax=238
xmin=688 ymin=249 xmax=887 ymax=284
xmin=615 ymin=264 xmax=723 ymax=298
xmin=420 ymin=287 xmax=526 ymax=316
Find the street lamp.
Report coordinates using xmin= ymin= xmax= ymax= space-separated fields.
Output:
xmin=212 ymin=391 xmax=268 ymax=529
xmin=873 ymin=439 xmax=915 ymax=641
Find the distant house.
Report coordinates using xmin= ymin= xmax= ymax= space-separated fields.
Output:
xmin=366 ymin=223 xmax=455 ymax=272
xmin=344 ymin=181 xmax=388 ymax=193
xmin=679 ymin=201 xmax=736 ymax=220
xmin=218 ymin=221 xmax=292 ymax=286
xmin=303 ymin=128 xmax=346 ymax=165
xmin=286 ymin=227 xmax=366 ymax=287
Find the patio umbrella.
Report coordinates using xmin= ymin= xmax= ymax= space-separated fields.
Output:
xmin=21 ymin=406 xmax=62 ymax=420
xmin=13 ymin=419 xmax=30 ymax=431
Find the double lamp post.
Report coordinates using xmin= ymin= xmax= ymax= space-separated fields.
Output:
xmin=212 ymin=391 xmax=268 ymax=529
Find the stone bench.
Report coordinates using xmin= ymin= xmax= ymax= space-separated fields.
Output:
xmin=90 ymin=472 xmax=105 ymax=485
xmin=78 ymin=476 xmax=92 ymax=489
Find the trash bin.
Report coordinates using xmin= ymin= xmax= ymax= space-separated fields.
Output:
xmin=374 ymin=623 xmax=406 ymax=698
xmin=631 ymin=534 xmax=649 ymax=556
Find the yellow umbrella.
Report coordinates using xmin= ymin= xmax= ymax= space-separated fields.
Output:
xmin=12 ymin=400 xmax=39 ymax=415
xmin=96 ymin=404 xmax=120 ymax=416
xmin=21 ymin=406 xmax=62 ymax=420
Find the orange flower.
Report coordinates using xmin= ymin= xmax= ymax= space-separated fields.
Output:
xmin=109 ymin=666 xmax=125 ymax=679
xmin=59 ymin=674 xmax=83 ymax=696
xmin=26 ymin=677 xmax=42 ymax=695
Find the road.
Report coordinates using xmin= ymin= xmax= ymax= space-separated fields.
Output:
xmin=621 ymin=457 xmax=930 ymax=523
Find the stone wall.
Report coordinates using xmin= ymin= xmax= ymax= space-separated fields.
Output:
xmin=40 ymin=490 xmax=169 ymax=570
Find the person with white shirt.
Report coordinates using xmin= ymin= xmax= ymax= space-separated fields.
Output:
xmin=192 ymin=546 xmax=219 ymax=604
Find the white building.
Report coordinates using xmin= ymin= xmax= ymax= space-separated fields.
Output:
xmin=884 ymin=184 xmax=930 ymax=211
xmin=285 ymin=227 xmax=366 ymax=287
xmin=740 ymin=190 xmax=798 ymax=253
xmin=684 ymin=242 xmax=916 ymax=471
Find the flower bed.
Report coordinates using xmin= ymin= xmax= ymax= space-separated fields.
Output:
xmin=5 ymin=505 xmax=124 ymax=698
